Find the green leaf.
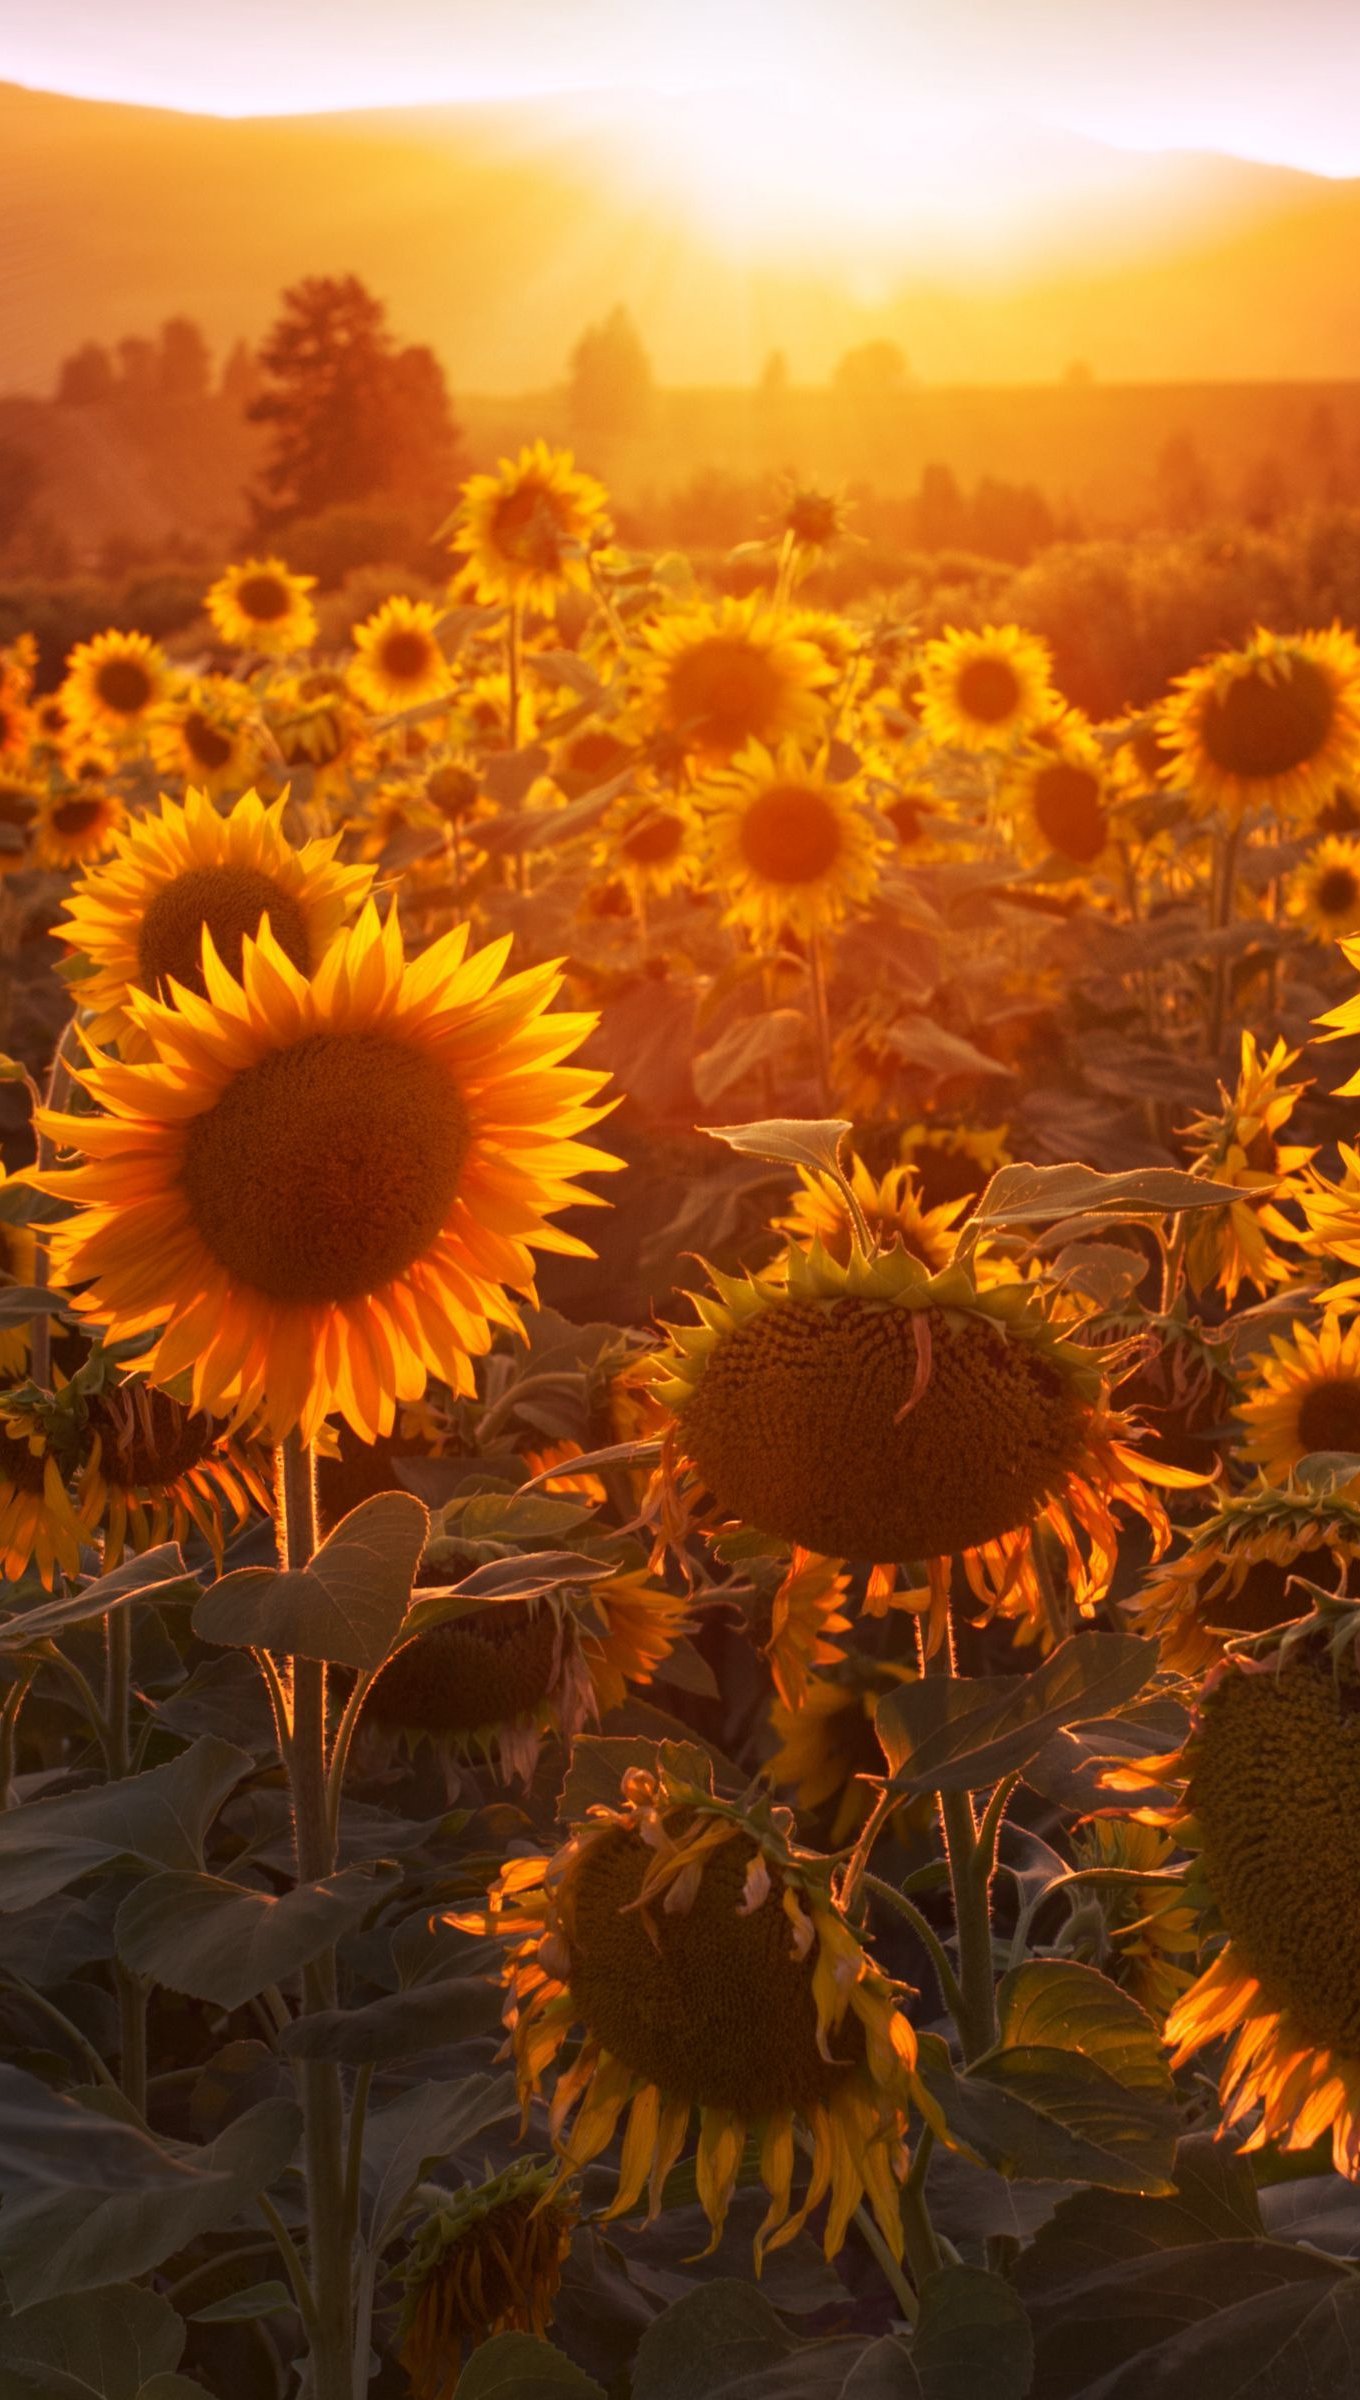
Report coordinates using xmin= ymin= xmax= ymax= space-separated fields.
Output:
xmin=194 ymin=1491 xmax=428 ymax=1669
xmin=188 ymin=2282 xmax=293 ymax=2324
xmin=995 ymin=1962 xmax=1172 ymax=2098
xmin=0 ymin=2097 xmax=301 ymax=2308
xmin=450 ymin=1492 xmax=599 ymax=1543
xmin=360 ymin=2074 xmax=516 ymax=2250
xmin=630 ymin=2282 xmax=799 ymax=2399
xmin=457 ymin=2335 xmax=606 ymax=2399
xmin=1014 ymin=2137 xmax=1261 ymax=2298
xmin=700 ymin=1117 xmax=852 ymax=1180
xmin=918 ymin=2032 xmax=1178 ymax=2198
xmin=0 ymin=2067 xmax=201 ymax=2197
xmin=114 ymin=1860 xmax=401 ymax=2009
xmin=0 ymin=1545 xmax=199 ymax=1654
xmin=876 ymin=1635 xmax=1156 ymax=1794
xmin=971 ymin=1161 xmax=1245 ymax=1232
xmin=280 ymin=1973 xmax=500 ymax=2063
xmin=0 ymin=1737 xmax=252 ymax=1913
xmin=0 ymin=2281 xmax=184 ymax=2400
xmin=910 ymin=2267 xmax=1035 ymax=2400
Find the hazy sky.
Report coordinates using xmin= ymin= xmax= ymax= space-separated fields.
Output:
xmin=8 ymin=0 xmax=1360 ymax=174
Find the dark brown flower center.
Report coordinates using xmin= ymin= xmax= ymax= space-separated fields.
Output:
xmin=51 ymin=796 xmax=107 ymax=839
xmin=738 ymin=785 xmax=841 ymax=885
xmin=954 ymin=655 xmax=1021 ymax=726
xmin=235 ymin=573 xmax=291 ymax=623
xmin=620 ymin=810 xmax=684 ymax=868
xmin=365 ymin=1602 xmax=559 ymax=1734
xmin=181 ymin=1029 xmax=471 ymax=1303
xmin=182 ymin=712 xmax=236 ymax=773
xmin=94 ymin=656 xmax=154 ymax=716
xmin=1316 ymin=865 xmax=1360 ymax=917
xmin=89 ymin=1389 xmax=218 ymax=1491
xmin=378 ymin=629 xmax=438 ymax=684
xmin=1296 ymin=1377 xmax=1360 ymax=1457
xmin=1032 ymin=762 xmax=1107 ymax=864
xmin=136 ymin=863 xmax=313 ymax=1001
xmin=490 ymin=481 xmax=568 ymax=574
xmin=665 ymin=638 xmax=784 ymax=751
xmin=1202 ymin=655 xmax=1336 ymax=781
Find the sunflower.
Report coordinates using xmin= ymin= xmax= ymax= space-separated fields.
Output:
xmin=898 ymin=1121 xmax=1011 ymax=1213
xmin=0 ymin=633 xmax=37 ymax=707
xmin=31 ymin=789 xmax=125 ymax=872
xmin=552 ymin=723 xmax=635 ymax=797
xmin=0 ymin=1397 xmax=98 ymax=1589
xmin=1151 ymin=1629 xmax=1360 ymax=2176
xmin=1158 ymin=626 xmax=1360 ymax=824
xmin=149 ymin=678 xmax=268 ymax=798
xmin=1128 ymin=1478 xmax=1360 ymax=1676
xmin=916 ymin=625 xmax=1056 ymax=753
xmin=1110 ymin=712 xmax=1183 ymax=799
xmin=204 ymin=558 xmax=317 ymax=657
xmin=453 ymin=441 xmax=611 ymax=614
xmin=636 ymin=598 xmax=829 ymax=763
xmin=654 ymin=1241 xmax=1182 ymax=1647
xmin=773 ymin=1157 xmax=967 ymax=1275
xmin=1182 ymin=1033 xmax=1313 ymax=1306
xmin=456 ymin=670 xmax=542 ymax=754
xmin=0 ymin=1172 xmax=39 ymax=1380
xmin=1061 ymin=1817 xmax=1197 ymax=2023
xmin=695 ymin=743 xmax=885 ymax=942
xmin=399 ymin=2161 xmax=578 ymax=2399
xmin=1234 ymin=1314 xmax=1360 ymax=1478
xmin=0 ymin=693 xmax=33 ymax=763
xmin=60 ymin=630 xmax=170 ymax=744
xmin=348 ymin=597 xmax=451 ymax=716
xmin=596 ymin=790 xmax=698 ymax=900
xmin=1003 ymin=715 xmax=1116 ymax=873
xmin=267 ymin=671 xmax=364 ymax=787
xmin=1289 ymin=834 xmax=1360 ymax=940
xmin=55 ymin=786 xmax=372 ymax=1050
xmin=41 ymin=904 xmax=617 ymax=1443
xmin=77 ymin=1382 xmax=269 ymax=1568
xmin=454 ymin=1751 xmax=933 ymax=2263
xmin=749 ymin=1549 xmax=854 ymax=1712
xmin=0 ymin=770 xmax=41 ymax=871
xmin=766 ymin=1660 xmax=916 ymax=1845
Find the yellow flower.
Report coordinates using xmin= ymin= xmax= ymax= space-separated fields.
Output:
xmin=1002 ymin=714 xmax=1116 ymax=873
xmin=1182 ymin=1033 xmax=1313 ymax=1306
xmin=454 ymin=1751 xmax=933 ymax=2263
xmin=1234 ymin=1313 xmax=1360 ymax=1479
xmin=1159 ymin=626 xmax=1360 ymax=823
xmin=41 ymin=904 xmax=617 ymax=1443
xmin=636 ymin=597 xmax=829 ymax=763
xmin=453 ymin=440 xmax=611 ymax=613
xmin=1129 ymin=1478 xmax=1360 ymax=1676
xmin=917 ymin=625 xmax=1057 ymax=753
xmin=0 ymin=692 xmax=33 ymax=762
xmin=767 ymin=1661 xmax=916 ymax=1845
xmin=31 ymin=789 xmax=126 ymax=872
xmin=149 ymin=677 xmax=268 ymax=799
xmin=0 ymin=1173 xmax=39 ymax=1381
xmin=0 ymin=1399 xmax=99 ymax=1590
xmin=695 ymin=742 xmax=885 ymax=942
xmin=595 ymin=790 xmax=698 ymax=900
xmin=773 ymin=1156 xmax=967 ymax=1275
xmin=266 ymin=671 xmax=364 ymax=788
xmin=1063 ymin=1818 xmax=1196 ymax=2023
xmin=899 ymin=1121 xmax=1011 ymax=1213
xmin=204 ymin=559 xmax=317 ymax=657
xmin=77 ymin=1383 xmax=269 ymax=1569
xmin=55 ymin=786 xmax=371 ymax=1051
xmin=399 ymin=2161 xmax=578 ymax=2397
xmin=1289 ymin=834 xmax=1360 ymax=940
xmin=60 ymin=630 xmax=170 ymax=744
xmin=348 ymin=597 xmax=451 ymax=715
xmin=0 ymin=770 xmax=41 ymax=871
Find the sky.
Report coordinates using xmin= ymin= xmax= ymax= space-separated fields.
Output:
xmin=7 ymin=0 xmax=1360 ymax=176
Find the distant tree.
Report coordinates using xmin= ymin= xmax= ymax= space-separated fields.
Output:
xmin=56 ymin=342 xmax=117 ymax=406
xmin=914 ymin=462 xmax=968 ymax=551
xmin=116 ymin=336 xmax=158 ymax=401
xmin=1240 ymin=452 xmax=1290 ymax=531
xmin=568 ymin=304 xmax=654 ymax=443
xmin=1062 ymin=358 xmax=1095 ymax=388
xmin=219 ymin=339 xmax=261 ymax=409
xmin=757 ymin=349 xmax=790 ymax=398
xmin=381 ymin=341 xmax=462 ymax=508
xmin=248 ymin=274 xmax=461 ymax=529
xmin=1155 ymin=431 xmax=1214 ymax=532
xmin=157 ymin=316 xmax=211 ymax=403
xmin=969 ymin=476 xmax=1055 ymax=566
xmin=832 ymin=339 xmax=909 ymax=403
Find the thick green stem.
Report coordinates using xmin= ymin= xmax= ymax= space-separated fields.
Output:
xmin=919 ymin=1606 xmax=998 ymax=2064
xmin=900 ymin=2128 xmax=943 ymax=2289
xmin=1208 ymin=819 xmax=1242 ymax=1058
xmin=278 ymin=1432 xmax=353 ymax=2400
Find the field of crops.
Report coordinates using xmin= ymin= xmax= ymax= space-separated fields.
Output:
xmin=0 ymin=448 xmax=1358 ymax=2397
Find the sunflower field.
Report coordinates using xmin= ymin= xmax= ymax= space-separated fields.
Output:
xmin=2 ymin=450 xmax=1360 ymax=2397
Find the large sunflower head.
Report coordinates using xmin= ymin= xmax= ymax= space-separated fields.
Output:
xmin=455 ymin=1750 xmax=930 ymax=2262
xmin=772 ymin=1157 xmax=967 ymax=1275
xmin=149 ymin=677 xmax=267 ymax=799
xmin=695 ymin=741 xmax=885 ymax=941
xmin=1181 ymin=1032 xmax=1313 ymax=1306
xmin=1234 ymin=1314 xmax=1360 ymax=1482
xmin=1002 ymin=714 xmax=1116 ymax=874
xmin=31 ymin=788 xmax=126 ymax=873
xmin=60 ymin=630 xmax=170 ymax=745
xmin=55 ymin=786 xmax=372 ymax=1051
xmin=453 ymin=440 xmax=612 ymax=613
xmin=348 ymin=597 xmax=451 ymax=716
xmin=204 ymin=559 xmax=317 ymax=657
xmin=916 ymin=625 xmax=1057 ymax=753
xmin=595 ymin=789 xmax=698 ymax=900
xmin=636 ymin=598 xmax=830 ymax=763
xmin=1158 ymin=627 xmax=1360 ymax=824
xmin=398 ymin=2160 xmax=578 ymax=2397
xmin=1289 ymin=834 xmax=1360 ymax=941
xmin=1129 ymin=1478 xmax=1360 ymax=1677
xmin=41 ymin=905 xmax=617 ymax=1442
xmin=77 ymin=1381 xmax=268 ymax=1569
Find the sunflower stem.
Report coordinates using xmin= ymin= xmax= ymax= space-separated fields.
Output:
xmin=900 ymin=2126 xmax=944 ymax=2290
xmin=507 ymin=598 xmax=526 ymax=894
xmin=278 ymin=1431 xmax=354 ymax=2400
xmin=807 ymin=931 xmax=833 ymax=1113
xmin=1208 ymin=819 xmax=1242 ymax=1059
xmin=30 ymin=1011 xmax=78 ymax=1393
xmin=918 ymin=1603 xmax=998 ymax=2065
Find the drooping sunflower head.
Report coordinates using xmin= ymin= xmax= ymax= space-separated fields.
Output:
xmin=398 ymin=2160 xmax=578 ymax=2398
xmin=266 ymin=672 xmax=363 ymax=783
xmin=1129 ymin=1478 xmax=1360 ymax=1676
xmin=695 ymin=741 xmax=885 ymax=941
xmin=55 ymin=785 xmax=373 ymax=1049
xmin=772 ymin=1157 xmax=967 ymax=1275
xmin=348 ymin=596 xmax=450 ymax=716
xmin=1290 ymin=834 xmax=1360 ymax=940
xmin=781 ymin=485 xmax=849 ymax=555
xmin=454 ymin=440 xmax=612 ymax=613
xmin=456 ymin=1751 xmax=928 ymax=2262
xmin=60 ymin=630 xmax=170 ymax=744
xmin=1161 ymin=1627 xmax=1360 ymax=2174
xmin=596 ymin=789 xmax=697 ymax=899
xmin=204 ymin=559 xmax=317 ymax=657
xmin=1003 ymin=714 xmax=1115 ymax=873
xmin=32 ymin=788 xmax=126 ymax=872
xmin=0 ymin=1172 xmax=39 ymax=1380
xmin=637 ymin=597 xmax=830 ymax=763
xmin=78 ymin=1380 xmax=268 ymax=1568
xmin=1234 ymin=1314 xmax=1360 ymax=1482
xmin=1159 ymin=626 xmax=1360 ymax=824
xmin=1061 ymin=1817 xmax=1196 ymax=2023
xmin=1181 ymin=1031 xmax=1312 ymax=1306
xmin=916 ymin=624 xmax=1057 ymax=753
xmin=766 ymin=1659 xmax=916 ymax=1846
xmin=42 ymin=903 xmax=618 ymax=1442
xmin=148 ymin=677 xmax=267 ymax=798
xmin=0 ymin=1389 xmax=100 ymax=1590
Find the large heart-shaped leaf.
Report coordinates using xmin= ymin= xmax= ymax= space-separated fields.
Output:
xmin=0 ymin=2280 xmax=185 ymax=2399
xmin=457 ymin=2336 xmax=606 ymax=2399
xmin=876 ymin=1636 xmax=1156 ymax=1794
xmin=195 ymin=1492 xmax=428 ymax=1668
xmin=0 ymin=1738 xmax=252 ymax=1913
xmin=114 ymin=1860 xmax=401 ymax=2009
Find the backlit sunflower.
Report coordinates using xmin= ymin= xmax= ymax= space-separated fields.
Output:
xmin=455 ymin=1751 xmax=933 ymax=2263
xmin=1128 ymin=1478 xmax=1360 ymax=1676
xmin=1003 ymin=715 xmax=1116 ymax=874
xmin=916 ymin=625 xmax=1056 ymax=753
xmin=204 ymin=558 xmax=317 ymax=657
xmin=77 ymin=1382 xmax=269 ymax=1568
xmin=399 ymin=2161 xmax=578 ymax=2399
xmin=55 ymin=785 xmax=372 ymax=1050
xmin=0 ymin=1395 xmax=99 ymax=1589
xmin=0 ymin=1172 xmax=39 ymax=1380
xmin=636 ymin=598 xmax=829 ymax=763
xmin=0 ymin=693 xmax=33 ymax=763
xmin=1182 ymin=1032 xmax=1313 ymax=1306
xmin=348 ymin=597 xmax=451 ymax=716
xmin=267 ymin=671 xmax=364 ymax=789
xmin=149 ymin=677 xmax=268 ymax=798
xmin=1158 ymin=626 xmax=1360 ymax=824
xmin=41 ymin=904 xmax=617 ymax=1442
xmin=773 ymin=1157 xmax=967 ymax=1275
xmin=767 ymin=1660 xmax=916 ymax=1845
xmin=695 ymin=742 xmax=885 ymax=942
xmin=1061 ymin=1817 xmax=1197 ymax=2023
xmin=1234 ymin=1314 xmax=1360 ymax=1479
xmin=1147 ymin=1628 xmax=1360 ymax=2176
xmin=453 ymin=441 xmax=611 ymax=613
xmin=0 ymin=633 xmax=36 ymax=707
xmin=0 ymin=770 xmax=41 ymax=870
xmin=552 ymin=723 xmax=635 ymax=796
xmin=1289 ymin=834 xmax=1360 ymax=940
xmin=596 ymin=790 xmax=698 ymax=900
xmin=899 ymin=1121 xmax=1011 ymax=1213
xmin=60 ymin=630 xmax=170 ymax=745
xmin=31 ymin=789 xmax=125 ymax=872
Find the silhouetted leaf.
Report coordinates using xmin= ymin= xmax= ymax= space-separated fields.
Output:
xmin=195 ymin=1493 xmax=427 ymax=1668
xmin=877 ymin=1636 xmax=1156 ymax=1793
xmin=114 ymin=1861 xmax=400 ymax=2009
xmin=0 ymin=1738 xmax=252 ymax=1912
xmin=0 ymin=2280 xmax=184 ymax=2398
xmin=0 ymin=1545 xmax=198 ymax=1652
xmin=458 ymin=2336 xmax=606 ymax=2399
